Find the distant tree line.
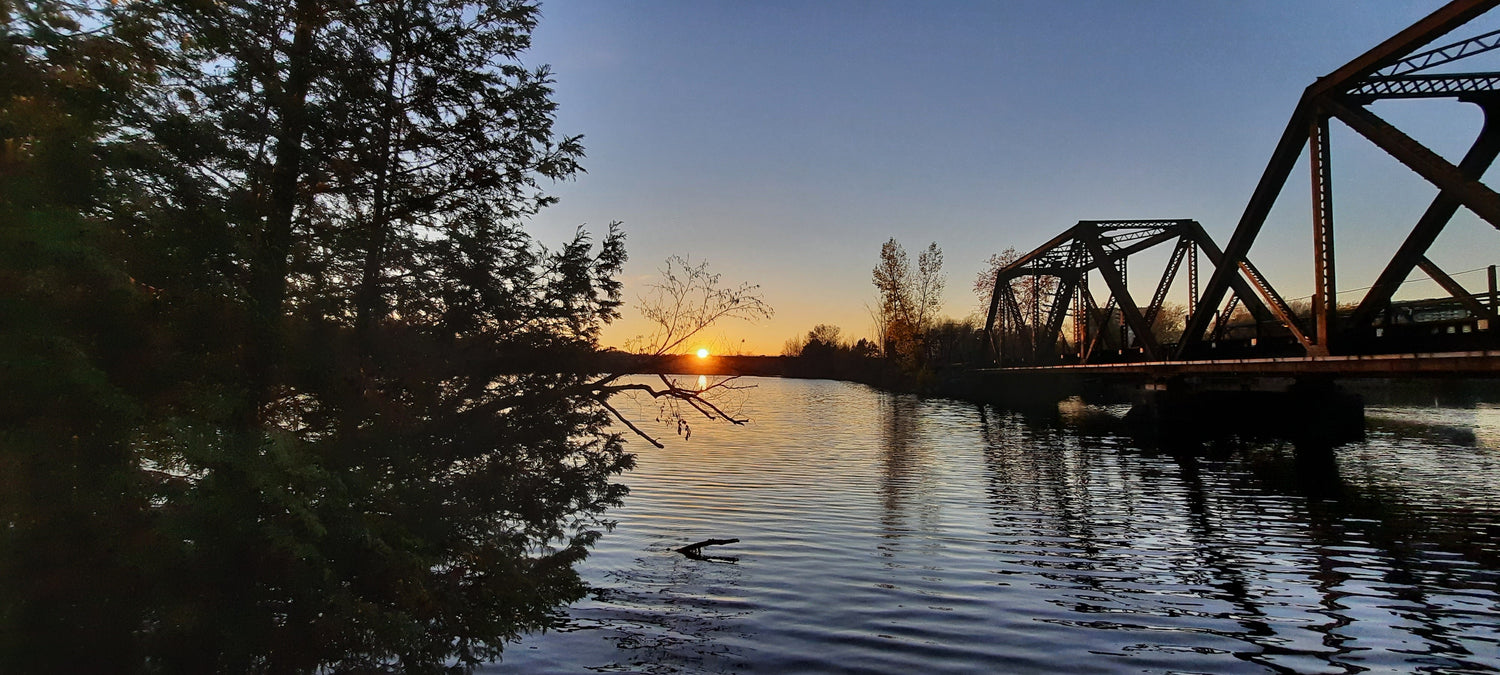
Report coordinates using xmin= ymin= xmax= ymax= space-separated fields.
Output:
xmin=779 ymin=324 xmax=885 ymax=381
xmin=775 ymin=238 xmax=989 ymax=389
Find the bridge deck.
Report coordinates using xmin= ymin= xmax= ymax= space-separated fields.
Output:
xmin=975 ymin=350 xmax=1500 ymax=378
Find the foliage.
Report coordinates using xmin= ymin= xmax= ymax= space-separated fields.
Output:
xmin=872 ymin=238 xmax=914 ymax=346
xmin=974 ymin=247 xmax=1059 ymax=320
xmin=872 ymin=238 xmax=945 ymax=365
xmin=779 ymin=325 xmax=884 ymax=381
xmin=1151 ymin=301 xmax=1189 ymax=344
xmin=800 ymin=323 xmax=844 ymax=359
xmin=915 ymin=242 xmax=945 ymax=331
xmin=925 ymin=318 xmax=983 ymax=366
xmin=0 ymin=1 xmax=731 ymax=671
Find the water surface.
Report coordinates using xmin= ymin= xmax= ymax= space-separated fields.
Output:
xmin=491 ymin=377 xmax=1500 ymax=673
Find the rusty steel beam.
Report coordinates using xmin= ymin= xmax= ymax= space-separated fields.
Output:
xmin=1376 ymin=27 xmax=1500 ymax=76
xmin=1312 ymin=0 xmax=1499 ymax=98
xmin=1013 ymin=287 xmax=1034 ymax=360
xmin=1325 ymin=95 xmax=1500 ymax=229
xmin=1144 ymin=237 xmax=1191 ymax=327
xmin=1180 ymin=0 xmax=1500 ymax=356
xmin=1083 ymin=292 xmax=1115 ymax=362
xmin=1178 ymin=98 xmax=1312 ymax=354
xmin=1310 ymin=112 xmax=1337 ymax=353
xmin=1180 ymin=220 xmax=1278 ymax=326
xmin=1029 ymin=274 xmax=1042 ymax=349
xmin=1418 ymin=256 xmax=1500 ymax=320
xmin=1099 ymin=228 xmax=1183 ymax=262
xmin=1492 ymin=264 xmax=1498 ymax=307
xmin=1008 ymin=284 xmax=1027 ymax=360
xmin=995 ymin=223 xmax=1084 ymax=276
xmin=992 ymin=282 xmax=1025 ymax=364
xmin=982 ymin=264 xmax=1007 ymax=361
xmin=1084 ymin=236 xmax=1162 ymax=359
xmin=1036 ymin=248 xmax=1086 ymax=363
xmin=1237 ymin=257 xmax=1315 ymax=348
xmin=1040 ymin=274 xmax=1079 ymax=362
xmin=1212 ymin=295 xmax=1242 ymax=341
xmin=982 ymin=300 xmax=1000 ymax=363
xmin=1350 ymin=72 xmax=1500 ymax=99
xmin=1348 ymin=99 xmax=1500 ymax=330
xmin=1187 ymin=239 xmax=1199 ymax=318
xmin=1073 ymin=274 xmax=1086 ymax=357
xmin=1091 ymin=219 xmax=1184 ymax=231
xmin=986 ymin=219 xmax=1207 ymax=364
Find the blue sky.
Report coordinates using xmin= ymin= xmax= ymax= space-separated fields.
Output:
xmin=524 ymin=1 xmax=1500 ymax=354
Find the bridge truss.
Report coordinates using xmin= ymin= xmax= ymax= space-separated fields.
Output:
xmin=982 ymin=220 xmax=1294 ymax=365
xmin=986 ymin=0 xmax=1500 ymax=366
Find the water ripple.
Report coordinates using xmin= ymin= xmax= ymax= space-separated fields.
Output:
xmin=490 ymin=379 xmax=1500 ymax=674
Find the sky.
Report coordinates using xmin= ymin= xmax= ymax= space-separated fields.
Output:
xmin=522 ymin=1 xmax=1500 ymax=355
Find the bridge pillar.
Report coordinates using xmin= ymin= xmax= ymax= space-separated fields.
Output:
xmin=1124 ymin=376 xmax=1363 ymax=445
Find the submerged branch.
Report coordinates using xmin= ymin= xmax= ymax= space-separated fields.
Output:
xmin=675 ymin=538 xmax=740 ymax=562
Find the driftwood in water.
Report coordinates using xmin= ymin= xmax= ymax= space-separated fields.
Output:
xmin=675 ymin=538 xmax=739 ymax=560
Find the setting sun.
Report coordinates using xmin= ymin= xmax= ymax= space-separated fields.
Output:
xmin=696 ymin=348 xmax=709 ymax=359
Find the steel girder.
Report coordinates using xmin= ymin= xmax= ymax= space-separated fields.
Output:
xmin=1350 ymin=73 xmax=1500 ymax=99
xmin=1177 ymin=0 xmax=1500 ymax=358
xmin=1376 ymin=28 xmax=1500 ymax=77
xmin=982 ymin=220 xmax=1232 ymax=365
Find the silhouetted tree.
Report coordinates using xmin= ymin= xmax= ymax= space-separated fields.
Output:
xmin=801 ymin=323 xmax=844 ymax=360
xmin=2 ymin=2 xmax=163 ymax=666
xmin=974 ymin=247 xmax=1059 ymax=318
xmin=873 ymin=238 xmax=945 ymax=365
xmin=1 ymin=1 xmax=749 ymax=671
xmin=776 ymin=324 xmax=890 ymax=382
xmin=926 ymin=318 xmax=983 ymax=366
xmin=873 ymin=238 xmax=915 ymax=347
xmin=915 ymin=242 xmax=945 ymax=331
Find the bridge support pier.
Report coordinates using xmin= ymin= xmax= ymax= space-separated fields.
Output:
xmin=1124 ymin=376 xmax=1364 ymax=445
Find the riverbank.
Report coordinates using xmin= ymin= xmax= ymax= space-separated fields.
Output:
xmin=600 ymin=352 xmax=920 ymax=391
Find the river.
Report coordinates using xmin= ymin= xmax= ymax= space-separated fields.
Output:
xmin=490 ymin=376 xmax=1500 ymax=673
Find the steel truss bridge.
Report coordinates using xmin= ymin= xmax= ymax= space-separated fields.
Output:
xmin=981 ymin=0 xmax=1500 ymax=383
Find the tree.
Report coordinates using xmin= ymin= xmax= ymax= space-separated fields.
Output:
xmin=873 ymin=238 xmax=915 ymax=335
xmin=974 ymin=248 xmax=1020 ymax=310
xmin=1151 ymin=301 xmax=1189 ymax=344
xmin=915 ymin=242 xmax=945 ymax=331
xmin=1 ymin=2 xmax=165 ymax=667
xmin=975 ymin=247 xmax=1061 ymax=354
xmin=780 ymin=325 xmax=843 ymax=358
xmin=872 ymin=238 xmax=945 ymax=363
xmin=1 ymin=1 xmax=740 ymax=670
xmin=628 ymin=255 xmax=771 ymax=358
xmin=974 ymin=247 xmax=1057 ymax=316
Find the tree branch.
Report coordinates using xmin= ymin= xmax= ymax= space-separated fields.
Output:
xmin=595 ymin=395 xmax=664 ymax=449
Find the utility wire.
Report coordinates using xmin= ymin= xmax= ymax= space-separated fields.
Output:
xmin=1282 ymin=265 xmax=1495 ymax=303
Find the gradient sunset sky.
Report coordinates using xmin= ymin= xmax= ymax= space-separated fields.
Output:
xmin=525 ymin=1 xmax=1500 ymax=355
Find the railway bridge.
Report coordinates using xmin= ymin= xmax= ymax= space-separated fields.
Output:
xmin=973 ymin=0 xmax=1500 ymax=437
